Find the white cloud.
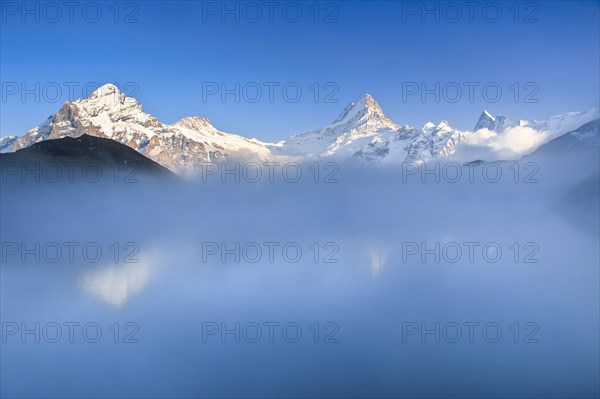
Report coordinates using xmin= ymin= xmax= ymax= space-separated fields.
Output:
xmin=457 ymin=126 xmax=548 ymax=161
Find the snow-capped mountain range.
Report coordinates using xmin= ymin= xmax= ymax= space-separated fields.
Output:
xmin=1 ymin=83 xmax=597 ymax=173
xmin=269 ymin=94 xmax=464 ymax=164
xmin=473 ymin=108 xmax=597 ymax=134
xmin=0 ymin=84 xmax=274 ymax=173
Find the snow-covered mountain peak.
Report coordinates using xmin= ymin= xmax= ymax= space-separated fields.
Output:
xmin=436 ymin=120 xmax=452 ymax=130
xmin=72 ymin=83 xmax=147 ymax=125
xmin=172 ymin=116 xmax=217 ymax=132
xmin=422 ymin=122 xmax=437 ymax=130
xmin=482 ymin=109 xmax=494 ymax=119
xmin=80 ymin=83 xmax=143 ymax=111
xmin=330 ymin=93 xmax=397 ymax=131
xmin=88 ymin=83 xmax=121 ymax=99
xmin=359 ymin=93 xmax=378 ymax=108
xmin=474 ymin=109 xmax=497 ymax=131
xmin=355 ymin=93 xmax=386 ymax=117
xmin=272 ymin=94 xmax=399 ymax=159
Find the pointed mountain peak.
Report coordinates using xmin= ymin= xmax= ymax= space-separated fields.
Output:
xmin=360 ymin=93 xmax=375 ymax=102
xmin=79 ymin=83 xmax=144 ymax=114
xmin=481 ymin=109 xmax=495 ymax=120
xmin=474 ymin=109 xmax=497 ymax=131
xmin=332 ymin=93 xmax=393 ymax=128
xmin=358 ymin=93 xmax=383 ymax=112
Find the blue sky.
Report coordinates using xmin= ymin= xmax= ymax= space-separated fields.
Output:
xmin=1 ymin=0 xmax=599 ymax=141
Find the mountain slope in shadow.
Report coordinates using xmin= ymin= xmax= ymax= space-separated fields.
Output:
xmin=0 ymin=134 xmax=175 ymax=184
xmin=526 ymin=119 xmax=600 ymax=237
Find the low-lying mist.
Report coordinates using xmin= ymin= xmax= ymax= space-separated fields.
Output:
xmin=1 ymin=149 xmax=598 ymax=398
